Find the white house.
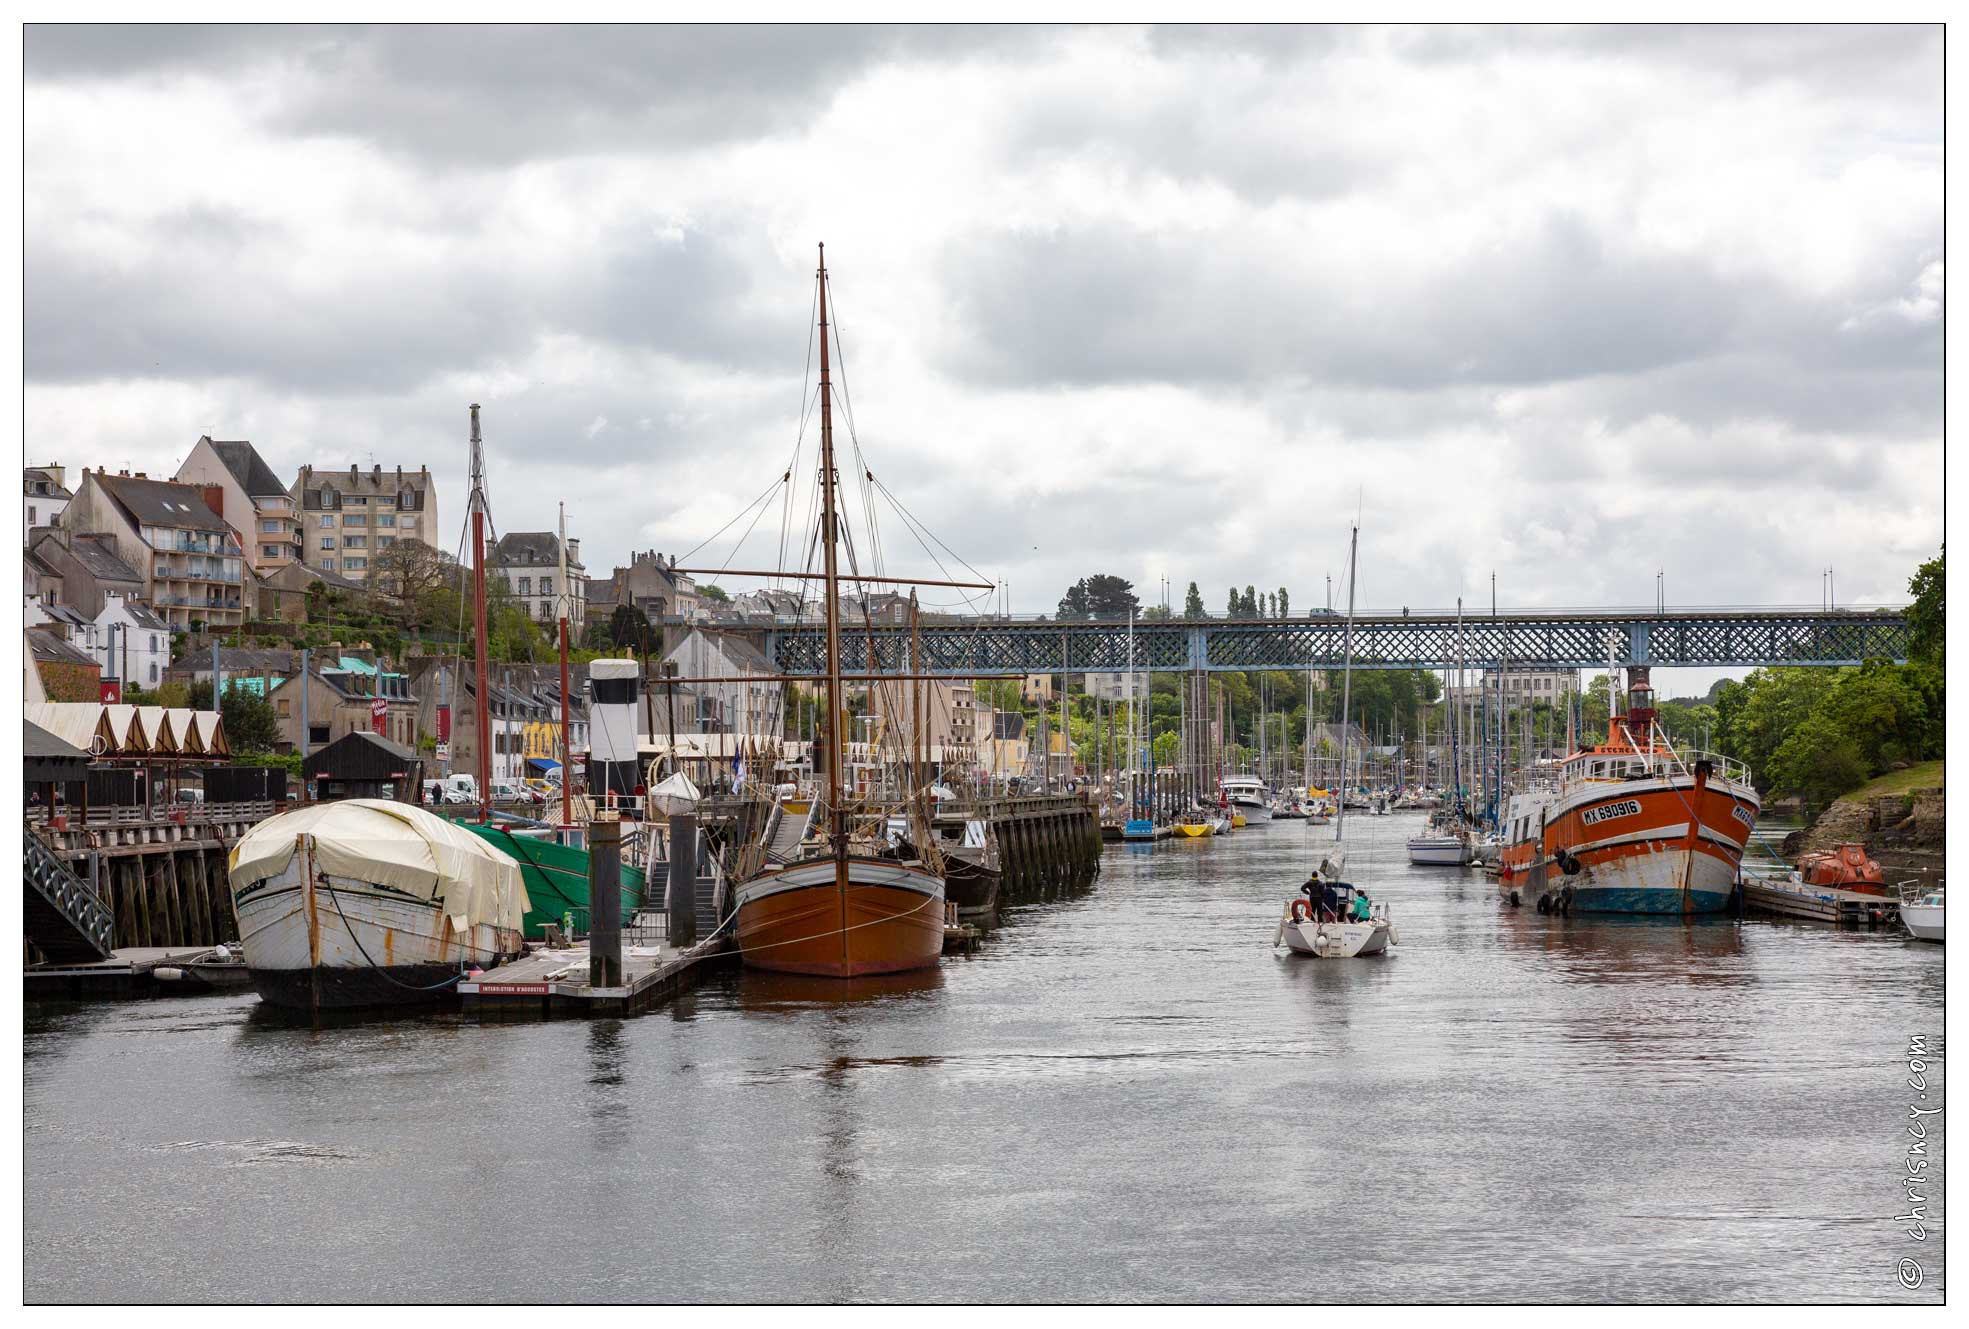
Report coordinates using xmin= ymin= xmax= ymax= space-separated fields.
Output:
xmin=93 ymin=596 xmax=172 ymax=688
xmin=661 ymin=628 xmax=783 ymax=740
xmin=24 ymin=465 xmax=71 ymax=539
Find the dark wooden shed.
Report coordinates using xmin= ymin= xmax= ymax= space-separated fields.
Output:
xmin=300 ymin=730 xmax=425 ymax=803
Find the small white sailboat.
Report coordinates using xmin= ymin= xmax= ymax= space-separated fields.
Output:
xmin=1275 ymin=522 xmax=1395 ymax=961
xmin=1406 ymin=833 xmax=1472 ymax=867
xmin=1275 ymin=851 xmax=1396 ymax=957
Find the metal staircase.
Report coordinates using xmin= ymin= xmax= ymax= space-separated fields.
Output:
xmin=24 ymin=830 xmax=116 ymax=963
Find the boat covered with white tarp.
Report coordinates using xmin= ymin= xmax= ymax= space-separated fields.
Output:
xmin=229 ymin=799 xmax=530 ymax=1010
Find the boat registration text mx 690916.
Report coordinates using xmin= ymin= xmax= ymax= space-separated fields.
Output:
xmin=1583 ymin=799 xmax=1642 ymax=826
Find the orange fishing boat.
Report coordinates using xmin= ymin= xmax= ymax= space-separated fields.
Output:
xmin=1496 ymin=668 xmax=1762 ymax=914
xmin=714 ymin=246 xmax=968 ymax=977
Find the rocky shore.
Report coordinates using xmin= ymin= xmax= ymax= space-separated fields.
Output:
xmin=1782 ymin=784 xmax=1945 ymax=880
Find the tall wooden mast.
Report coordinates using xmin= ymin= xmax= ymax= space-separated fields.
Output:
xmin=469 ymin=404 xmax=491 ymax=823
xmin=557 ymin=499 xmax=572 ymax=829
xmin=816 ymin=246 xmax=847 ymax=866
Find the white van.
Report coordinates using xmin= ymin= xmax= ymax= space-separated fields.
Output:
xmin=439 ymin=774 xmax=478 ymax=804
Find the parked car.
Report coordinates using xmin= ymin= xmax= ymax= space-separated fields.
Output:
xmin=490 ymin=779 xmax=543 ymax=806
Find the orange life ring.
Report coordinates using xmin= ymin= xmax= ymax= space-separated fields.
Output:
xmin=1290 ymin=898 xmax=1314 ymax=923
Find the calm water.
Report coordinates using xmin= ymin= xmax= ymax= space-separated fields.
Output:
xmin=26 ymin=813 xmax=1945 ymax=1303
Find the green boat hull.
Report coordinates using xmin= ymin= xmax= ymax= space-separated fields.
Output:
xmin=464 ymin=823 xmax=647 ymax=939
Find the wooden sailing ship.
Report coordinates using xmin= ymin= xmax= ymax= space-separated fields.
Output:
xmin=699 ymin=247 xmax=986 ymax=976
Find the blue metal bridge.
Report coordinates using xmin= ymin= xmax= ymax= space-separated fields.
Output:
xmin=759 ymin=608 xmax=1909 ymax=677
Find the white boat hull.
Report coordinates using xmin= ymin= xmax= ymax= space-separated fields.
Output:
xmin=1406 ymin=838 xmax=1471 ymax=866
xmin=234 ymin=863 xmax=516 ymax=1009
xmin=1278 ymin=917 xmax=1392 ymax=958
xmin=1229 ymin=799 xmax=1272 ymax=823
xmin=1902 ymin=902 xmax=1945 ymax=943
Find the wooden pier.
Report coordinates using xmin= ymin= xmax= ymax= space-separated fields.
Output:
xmin=24 ymin=946 xmax=219 ymax=1001
xmin=457 ymin=935 xmax=735 ymax=1018
xmin=1738 ymin=875 xmax=1901 ymax=926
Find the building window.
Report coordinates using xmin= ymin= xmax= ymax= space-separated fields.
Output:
xmin=27 ymin=506 xmax=36 ymax=524
xmin=343 ymin=513 xmax=367 ymax=527
xmin=378 ymin=513 xmax=396 ymax=527
xmin=260 ymin=519 xmax=280 ymax=533
xmin=346 ymin=495 xmax=367 ymax=506
xmin=539 ymin=600 xmax=552 ymax=620
xmin=517 ymin=577 xmax=531 ymax=595
xmin=149 ymin=661 xmax=159 ymax=683
xmin=277 ymin=698 xmax=290 ymax=716
xmin=321 ymin=537 xmax=336 ymax=550
xmin=261 ymin=545 xmax=283 ymax=559
xmin=345 ymin=558 xmax=366 ymax=570
xmin=378 ymin=536 xmax=394 ymax=548
xmin=319 ymin=514 xmax=334 ymax=528
xmin=539 ymin=577 xmax=553 ymax=595
xmin=345 ymin=535 xmax=366 ymax=549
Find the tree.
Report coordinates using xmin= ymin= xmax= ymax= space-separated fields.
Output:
xmin=1277 ymin=587 xmax=1290 ymax=618
xmin=1227 ymin=587 xmax=1240 ymax=617
xmin=1056 ymin=574 xmax=1138 ymax=619
xmin=608 ymin=604 xmax=659 ymax=654
xmin=1906 ymin=546 xmax=1943 ymax=668
xmin=1243 ymin=586 xmax=1258 ymax=618
xmin=367 ymin=539 xmax=455 ymax=623
xmin=1184 ymin=582 xmax=1205 ymax=618
xmin=219 ymin=682 xmax=283 ymax=752
xmin=1766 ymin=711 xmax=1868 ymax=807
xmin=699 ymin=584 xmax=731 ymax=604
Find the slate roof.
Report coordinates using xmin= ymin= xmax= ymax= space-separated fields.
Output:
xmin=64 ymin=535 xmax=145 ymax=585
xmin=202 ymin=647 xmax=301 ymax=675
xmin=23 ymin=544 xmax=65 ymax=579
xmin=122 ymin=603 xmax=168 ymax=631
xmin=93 ymin=473 xmax=228 ymax=532
xmin=204 ymin=438 xmax=288 ymax=498
xmin=29 ymin=630 xmax=99 ymax=668
xmin=993 ymin=712 xmax=1026 ymax=740
xmin=490 ymin=531 xmax=576 ymax=568
xmin=37 ymin=603 xmax=90 ymax=628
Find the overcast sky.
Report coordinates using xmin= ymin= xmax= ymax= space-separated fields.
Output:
xmin=24 ymin=23 xmax=1943 ymax=682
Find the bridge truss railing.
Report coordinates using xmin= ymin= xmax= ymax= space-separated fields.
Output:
xmin=763 ymin=610 xmax=1909 ymax=676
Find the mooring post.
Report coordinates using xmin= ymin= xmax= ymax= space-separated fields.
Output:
xmin=668 ymin=810 xmax=698 ymax=948
xmin=589 ymin=814 xmax=623 ymax=987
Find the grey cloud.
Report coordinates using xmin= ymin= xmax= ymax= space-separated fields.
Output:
xmin=25 ymin=205 xmax=796 ymax=393
xmin=936 ymin=216 xmax=1775 ymax=393
xmin=28 ymin=24 xmax=1055 ymax=165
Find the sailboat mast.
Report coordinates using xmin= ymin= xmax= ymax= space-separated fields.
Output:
xmin=1335 ymin=522 xmax=1358 ymax=846
xmin=469 ymin=404 xmax=491 ymax=823
xmin=558 ymin=500 xmax=572 ymax=828
xmin=816 ymin=246 xmax=847 ymax=862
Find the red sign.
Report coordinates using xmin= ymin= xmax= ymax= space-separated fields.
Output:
xmin=371 ymin=698 xmax=388 ymax=733
xmin=436 ymin=704 xmax=451 ymax=742
xmin=99 ymin=680 xmax=122 ymax=704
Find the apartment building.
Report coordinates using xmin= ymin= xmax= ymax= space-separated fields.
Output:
xmin=62 ymin=469 xmax=246 ymax=632
xmin=291 ymin=462 xmax=439 ymax=584
xmin=175 ymin=437 xmax=303 ymax=574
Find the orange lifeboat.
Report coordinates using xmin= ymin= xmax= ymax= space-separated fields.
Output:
xmin=1796 ymin=843 xmax=1887 ymax=895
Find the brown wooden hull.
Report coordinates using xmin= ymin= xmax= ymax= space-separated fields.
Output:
xmin=735 ymin=856 xmax=945 ymax=977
